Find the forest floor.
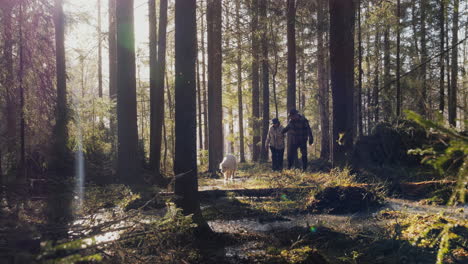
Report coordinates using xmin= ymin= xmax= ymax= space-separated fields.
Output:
xmin=194 ymin=163 xmax=468 ymax=264
xmin=1 ymin=162 xmax=467 ymax=263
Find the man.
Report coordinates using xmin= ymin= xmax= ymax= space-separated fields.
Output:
xmin=282 ymin=109 xmax=313 ymax=171
xmin=265 ymin=118 xmax=285 ymax=171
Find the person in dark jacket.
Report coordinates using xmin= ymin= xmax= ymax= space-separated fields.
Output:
xmin=282 ymin=109 xmax=313 ymax=170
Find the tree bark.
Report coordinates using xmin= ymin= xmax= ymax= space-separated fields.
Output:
xmin=108 ymin=0 xmax=117 ymax=140
xmin=357 ymin=0 xmax=363 ymax=136
xmin=383 ymin=26 xmax=391 ymax=122
xmin=53 ymin=0 xmax=69 ymax=171
xmin=200 ymin=0 xmax=209 ymax=151
xmin=197 ymin=55 xmax=203 ymax=154
xmin=19 ymin=2 xmax=26 ymax=179
xmin=438 ymin=0 xmax=445 ymax=114
xmin=317 ymin=0 xmax=330 ymax=160
xmin=48 ymin=0 xmax=72 ymax=240
xmin=116 ymin=0 xmax=140 ymax=184
xmin=373 ymin=31 xmax=380 ymax=124
xmin=97 ymin=0 xmax=103 ymax=98
xmin=235 ymin=0 xmax=245 ymax=163
xmin=329 ymin=0 xmax=355 ymax=167
xmin=396 ymin=0 xmax=401 ymax=117
xmin=149 ymin=0 xmax=168 ymax=182
xmin=419 ymin=0 xmax=427 ymax=117
xmin=174 ymin=0 xmax=209 ymax=231
xmin=251 ymin=0 xmax=260 ymax=162
xmin=287 ymin=0 xmax=296 ymax=112
xmin=260 ymin=0 xmax=269 ymax=162
xmin=2 ymin=2 xmax=17 ymax=166
xmin=448 ymin=0 xmax=459 ymax=127
xmin=207 ymin=0 xmax=223 ymax=172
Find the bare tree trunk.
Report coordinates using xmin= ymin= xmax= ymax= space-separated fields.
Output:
xmin=19 ymin=3 xmax=26 ymax=180
xmin=165 ymin=72 xmax=175 ymax=168
xmin=396 ymin=0 xmax=401 ymax=117
xmin=270 ymin=19 xmax=279 ymax=118
xmin=48 ymin=0 xmax=72 ymax=240
xmin=53 ymin=0 xmax=69 ymax=171
xmin=329 ymin=0 xmax=355 ymax=167
xmin=287 ymin=0 xmax=296 ymax=111
xmin=200 ymin=0 xmax=209 ymax=151
xmin=197 ymin=57 xmax=203 ymax=155
xmin=149 ymin=0 xmax=168 ymax=182
xmin=116 ymin=0 xmax=140 ymax=184
xmin=419 ymin=0 xmax=427 ymax=117
xmin=235 ymin=0 xmax=245 ymax=162
xmin=174 ymin=0 xmax=210 ymax=232
xmin=448 ymin=0 xmax=459 ymax=127
xmin=251 ymin=0 xmax=260 ymax=162
xmin=2 ymin=2 xmax=17 ymax=167
xmin=224 ymin=4 xmax=235 ymax=154
xmin=357 ymin=0 xmax=363 ymax=136
xmin=207 ymin=0 xmax=223 ymax=172
xmin=373 ymin=31 xmax=380 ymax=124
xmin=97 ymin=0 xmax=103 ymax=98
xmin=438 ymin=0 xmax=445 ymax=113
xmin=109 ymin=0 xmax=117 ymax=142
xmin=383 ymin=26 xmax=391 ymax=122
xmin=317 ymin=0 xmax=330 ymax=160
xmin=286 ymin=0 xmax=296 ymax=163
xmin=260 ymin=0 xmax=269 ymax=162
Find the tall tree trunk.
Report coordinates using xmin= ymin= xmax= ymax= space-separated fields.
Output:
xmin=317 ymin=0 xmax=330 ymax=160
xmin=373 ymin=31 xmax=380 ymax=124
xmin=3 ymin=2 xmax=17 ymax=166
xmin=108 ymin=0 xmax=117 ymax=140
xmin=448 ymin=0 xmax=459 ymax=127
xmin=251 ymin=0 xmax=260 ymax=162
xmin=419 ymin=0 xmax=427 ymax=117
xmin=365 ymin=1 xmax=372 ymax=134
xmin=270 ymin=21 xmax=279 ymax=119
xmin=19 ymin=2 xmax=26 ymax=180
xmin=197 ymin=56 xmax=203 ymax=155
xmin=48 ymin=0 xmax=72 ymax=240
xmin=207 ymin=0 xmax=223 ymax=173
xmin=438 ymin=0 xmax=445 ymax=113
xmin=357 ymin=0 xmax=363 ymax=137
xmin=383 ymin=26 xmax=391 ymax=121
xmin=445 ymin=11 xmax=451 ymax=108
xmin=53 ymin=0 xmax=69 ymax=170
xmin=97 ymin=0 xmax=103 ymax=98
xmin=396 ymin=0 xmax=401 ymax=117
xmin=149 ymin=0 xmax=168 ymax=182
xmin=286 ymin=0 xmax=296 ymax=163
xmin=165 ymin=72 xmax=175 ymax=167
xmin=149 ymin=0 xmax=158 ymax=170
xmin=174 ymin=0 xmax=209 ymax=231
xmin=235 ymin=0 xmax=245 ymax=162
xmin=287 ymin=0 xmax=296 ymax=111
xmin=201 ymin=0 xmax=209 ymax=151
xmin=116 ymin=0 xmax=140 ymax=184
xmin=260 ymin=0 xmax=269 ymax=162
xmin=224 ymin=5 xmax=235 ymax=154
xmin=329 ymin=0 xmax=355 ymax=167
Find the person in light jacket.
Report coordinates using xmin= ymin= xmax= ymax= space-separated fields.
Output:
xmin=265 ymin=118 xmax=285 ymax=171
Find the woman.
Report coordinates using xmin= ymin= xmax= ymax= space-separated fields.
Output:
xmin=265 ymin=118 xmax=285 ymax=171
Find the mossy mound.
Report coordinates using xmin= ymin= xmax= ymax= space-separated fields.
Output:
xmin=353 ymin=121 xmax=427 ymax=170
xmin=307 ymin=186 xmax=382 ymax=214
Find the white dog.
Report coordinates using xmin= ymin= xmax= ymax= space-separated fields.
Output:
xmin=219 ymin=154 xmax=237 ymax=182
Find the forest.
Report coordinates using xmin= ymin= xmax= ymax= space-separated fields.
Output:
xmin=0 ymin=0 xmax=467 ymax=263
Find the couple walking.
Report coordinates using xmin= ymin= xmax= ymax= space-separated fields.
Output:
xmin=265 ymin=109 xmax=314 ymax=171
